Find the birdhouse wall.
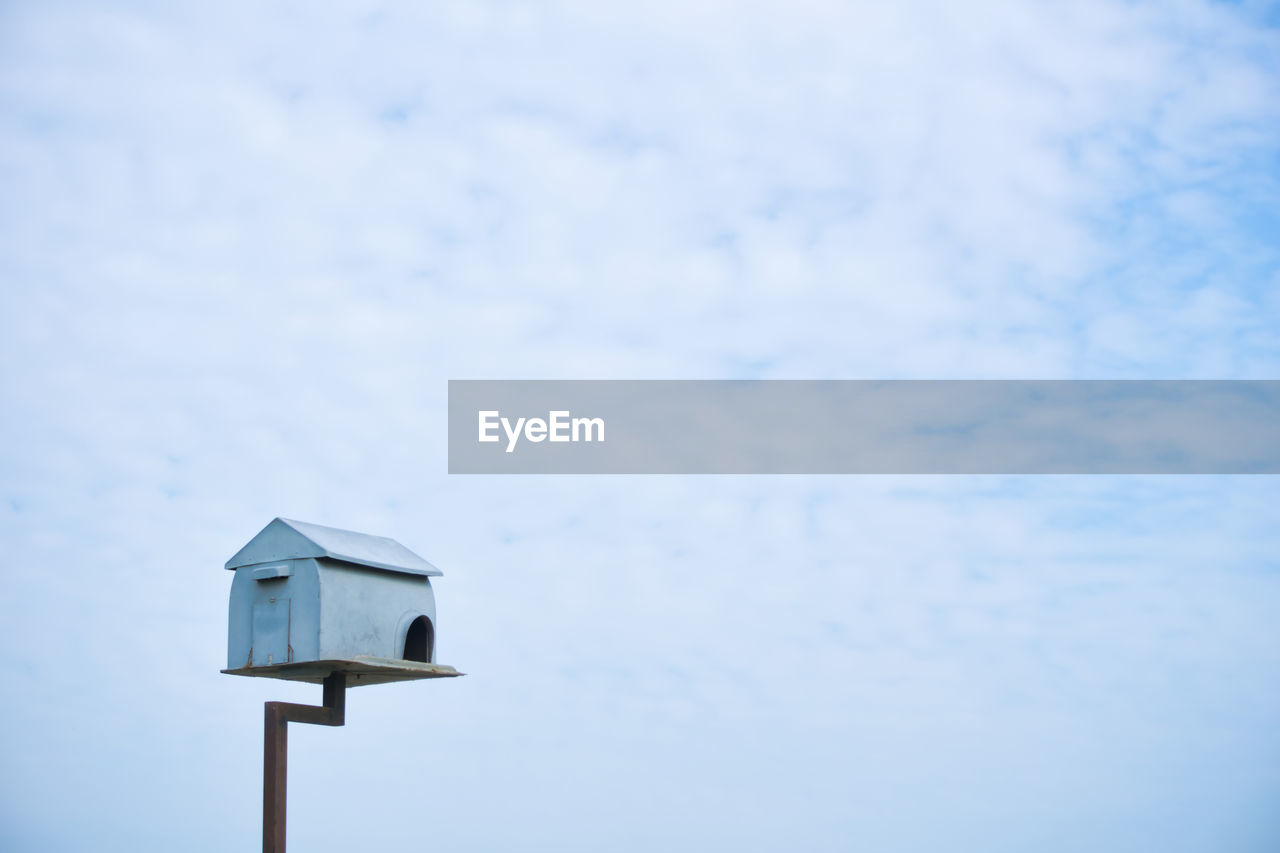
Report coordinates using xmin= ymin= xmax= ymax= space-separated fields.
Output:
xmin=315 ymin=560 xmax=438 ymax=662
xmin=226 ymin=558 xmax=322 ymax=669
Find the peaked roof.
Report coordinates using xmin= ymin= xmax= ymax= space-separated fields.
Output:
xmin=225 ymin=518 xmax=442 ymax=577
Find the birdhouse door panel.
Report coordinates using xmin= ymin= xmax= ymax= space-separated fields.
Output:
xmin=252 ymin=596 xmax=292 ymax=665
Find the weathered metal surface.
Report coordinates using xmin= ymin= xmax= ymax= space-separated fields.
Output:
xmin=312 ymin=559 xmax=437 ymax=660
xmin=225 ymin=656 xmax=463 ymax=686
xmin=228 ymin=556 xmax=321 ymax=670
xmin=226 ymin=517 xmax=442 ymax=576
xmin=264 ymin=671 xmax=347 ymax=853
xmin=226 ymin=555 xmax=438 ymax=675
xmin=251 ymin=597 xmax=292 ymax=666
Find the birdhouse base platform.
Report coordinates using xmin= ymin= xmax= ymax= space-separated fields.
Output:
xmin=222 ymin=656 xmax=463 ymax=686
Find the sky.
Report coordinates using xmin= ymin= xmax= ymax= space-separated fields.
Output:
xmin=0 ymin=1 xmax=1278 ymax=851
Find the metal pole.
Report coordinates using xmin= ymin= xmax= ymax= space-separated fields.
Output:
xmin=263 ymin=672 xmax=346 ymax=853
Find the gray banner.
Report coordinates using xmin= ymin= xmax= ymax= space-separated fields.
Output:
xmin=447 ymin=380 xmax=1279 ymax=474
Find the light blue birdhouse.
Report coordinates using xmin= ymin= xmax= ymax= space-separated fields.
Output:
xmin=223 ymin=518 xmax=461 ymax=686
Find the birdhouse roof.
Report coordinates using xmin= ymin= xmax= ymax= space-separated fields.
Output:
xmin=224 ymin=518 xmax=442 ymax=577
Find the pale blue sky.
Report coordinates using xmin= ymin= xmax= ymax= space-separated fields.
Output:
xmin=1 ymin=2 xmax=1278 ymax=851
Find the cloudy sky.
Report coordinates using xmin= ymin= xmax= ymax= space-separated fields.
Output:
xmin=1 ymin=1 xmax=1277 ymax=851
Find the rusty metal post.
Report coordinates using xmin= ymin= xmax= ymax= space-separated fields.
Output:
xmin=263 ymin=672 xmax=346 ymax=853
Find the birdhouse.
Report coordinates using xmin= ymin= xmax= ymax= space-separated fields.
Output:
xmin=222 ymin=518 xmax=461 ymax=686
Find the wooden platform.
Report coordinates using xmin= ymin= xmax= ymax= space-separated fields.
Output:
xmin=222 ymin=656 xmax=463 ymax=687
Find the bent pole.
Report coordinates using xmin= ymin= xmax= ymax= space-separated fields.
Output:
xmin=263 ymin=671 xmax=346 ymax=853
